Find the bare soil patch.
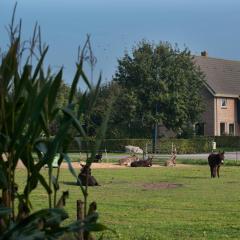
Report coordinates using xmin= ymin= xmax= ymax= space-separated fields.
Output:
xmin=16 ymin=161 xmax=192 ymax=169
xmin=142 ymin=182 xmax=183 ymax=190
xmin=61 ymin=162 xmax=128 ymax=169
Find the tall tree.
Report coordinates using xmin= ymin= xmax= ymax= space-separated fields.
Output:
xmin=113 ymin=40 xmax=205 ymax=137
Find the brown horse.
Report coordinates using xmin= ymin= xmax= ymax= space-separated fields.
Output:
xmin=119 ymin=155 xmax=139 ymax=166
xmin=208 ymin=151 xmax=224 ymax=178
xmin=77 ymin=163 xmax=99 ymax=186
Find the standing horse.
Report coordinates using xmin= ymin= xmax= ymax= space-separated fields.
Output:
xmin=208 ymin=151 xmax=224 ymax=178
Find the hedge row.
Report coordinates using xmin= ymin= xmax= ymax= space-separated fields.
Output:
xmin=68 ymin=136 xmax=240 ymax=154
xmin=68 ymin=138 xmax=152 ymax=153
xmin=213 ymin=136 xmax=240 ymax=148
xmin=155 ymin=138 xmax=213 ymax=154
xmin=68 ymin=137 xmax=212 ymax=154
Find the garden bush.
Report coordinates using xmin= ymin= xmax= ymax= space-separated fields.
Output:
xmin=71 ymin=137 xmax=213 ymax=154
xmin=214 ymin=136 xmax=240 ymax=149
xmin=157 ymin=137 xmax=213 ymax=154
xmin=70 ymin=136 xmax=240 ymax=154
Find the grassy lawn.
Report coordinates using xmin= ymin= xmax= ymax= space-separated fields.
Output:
xmin=16 ymin=165 xmax=240 ymax=240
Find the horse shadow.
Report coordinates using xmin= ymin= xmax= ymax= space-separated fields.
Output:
xmin=61 ymin=181 xmax=78 ymax=186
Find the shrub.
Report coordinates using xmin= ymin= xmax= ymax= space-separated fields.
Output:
xmin=157 ymin=138 xmax=213 ymax=154
xmin=69 ymin=138 xmax=152 ymax=153
xmin=214 ymin=136 xmax=240 ymax=149
xmin=69 ymin=137 xmax=213 ymax=154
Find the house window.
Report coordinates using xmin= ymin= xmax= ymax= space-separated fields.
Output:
xmin=221 ymin=98 xmax=227 ymax=108
xmin=220 ymin=122 xmax=226 ymax=136
xmin=195 ymin=123 xmax=204 ymax=136
xmin=229 ymin=123 xmax=235 ymax=136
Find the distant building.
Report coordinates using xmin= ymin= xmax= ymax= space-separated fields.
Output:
xmin=195 ymin=51 xmax=240 ymax=136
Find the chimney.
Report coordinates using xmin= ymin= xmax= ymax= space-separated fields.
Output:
xmin=201 ymin=51 xmax=208 ymax=57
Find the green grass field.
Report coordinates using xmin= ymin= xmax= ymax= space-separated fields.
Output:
xmin=16 ymin=165 xmax=240 ymax=240
xmin=58 ymin=153 xmax=240 ymax=166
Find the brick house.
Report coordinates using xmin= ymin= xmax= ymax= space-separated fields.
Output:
xmin=195 ymin=51 xmax=240 ymax=136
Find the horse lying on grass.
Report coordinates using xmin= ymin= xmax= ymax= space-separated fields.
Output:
xmin=119 ymin=155 xmax=139 ymax=166
xmin=77 ymin=163 xmax=99 ymax=186
xmin=208 ymin=151 xmax=224 ymax=178
xmin=130 ymin=157 xmax=153 ymax=167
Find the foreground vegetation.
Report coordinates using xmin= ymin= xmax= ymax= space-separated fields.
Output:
xmin=0 ymin=6 xmax=112 ymax=238
xmin=16 ymin=165 xmax=240 ymax=240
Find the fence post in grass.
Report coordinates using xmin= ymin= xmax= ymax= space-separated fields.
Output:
xmin=145 ymin=143 xmax=148 ymax=159
xmin=77 ymin=200 xmax=84 ymax=240
xmin=105 ymin=147 xmax=108 ymax=163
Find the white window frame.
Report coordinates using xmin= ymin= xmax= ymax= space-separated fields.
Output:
xmin=220 ymin=122 xmax=226 ymax=136
xmin=221 ymin=98 xmax=227 ymax=108
xmin=229 ymin=123 xmax=235 ymax=136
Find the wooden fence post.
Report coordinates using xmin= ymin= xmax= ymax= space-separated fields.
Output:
xmin=77 ymin=200 xmax=84 ymax=240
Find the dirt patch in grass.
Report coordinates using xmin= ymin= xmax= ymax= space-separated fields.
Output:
xmin=71 ymin=163 xmax=189 ymax=169
xmin=142 ymin=182 xmax=183 ymax=190
xmin=63 ymin=162 xmax=129 ymax=169
xmin=16 ymin=161 xmax=192 ymax=169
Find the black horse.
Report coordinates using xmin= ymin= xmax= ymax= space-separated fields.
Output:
xmin=94 ymin=153 xmax=102 ymax=162
xmin=130 ymin=157 xmax=153 ymax=167
xmin=208 ymin=151 xmax=224 ymax=178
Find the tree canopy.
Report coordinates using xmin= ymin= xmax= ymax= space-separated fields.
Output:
xmin=110 ymin=41 xmax=205 ymax=137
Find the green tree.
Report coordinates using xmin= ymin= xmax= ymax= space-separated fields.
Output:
xmin=87 ymin=82 xmax=147 ymax=138
xmin=56 ymin=81 xmax=71 ymax=109
xmin=113 ymin=40 xmax=205 ymax=137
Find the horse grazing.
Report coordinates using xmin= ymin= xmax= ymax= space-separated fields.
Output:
xmin=208 ymin=151 xmax=224 ymax=178
xmin=77 ymin=163 xmax=99 ymax=186
xmin=130 ymin=157 xmax=153 ymax=167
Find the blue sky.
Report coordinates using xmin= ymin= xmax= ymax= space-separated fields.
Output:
xmin=1 ymin=0 xmax=240 ymax=85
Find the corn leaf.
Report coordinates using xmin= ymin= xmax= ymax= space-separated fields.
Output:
xmin=38 ymin=173 xmax=52 ymax=194
xmin=62 ymin=153 xmax=86 ymax=195
xmin=48 ymin=68 xmax=63 ymax=113
xmin=31 ymin=46 xmax=48 ymax=83
xmin=62 ymin=107 xmax=87 ymax=138
xmin=68 ymin=63 xmax=82 ymax=104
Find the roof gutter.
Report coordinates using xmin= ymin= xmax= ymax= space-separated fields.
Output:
xmin=203 ymin=83 xmax=240 ymax=99
xmin=214 ymin=93 xmax=240 ymax=99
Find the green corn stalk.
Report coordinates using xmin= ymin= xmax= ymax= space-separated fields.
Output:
xmin=0 ymin=7 xmax=114 ymax=238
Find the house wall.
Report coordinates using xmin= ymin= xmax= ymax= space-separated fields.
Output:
xmin=200 ymin=88 xmax=215 ymax=136
xmin=158 ymin=87 xmax=240 ymax=137
xmin=215 ymin=97 xmax=239 ymax=136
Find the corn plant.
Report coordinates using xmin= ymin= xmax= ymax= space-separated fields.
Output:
xmin=0 ymin=6 xmax=113 ymax=239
